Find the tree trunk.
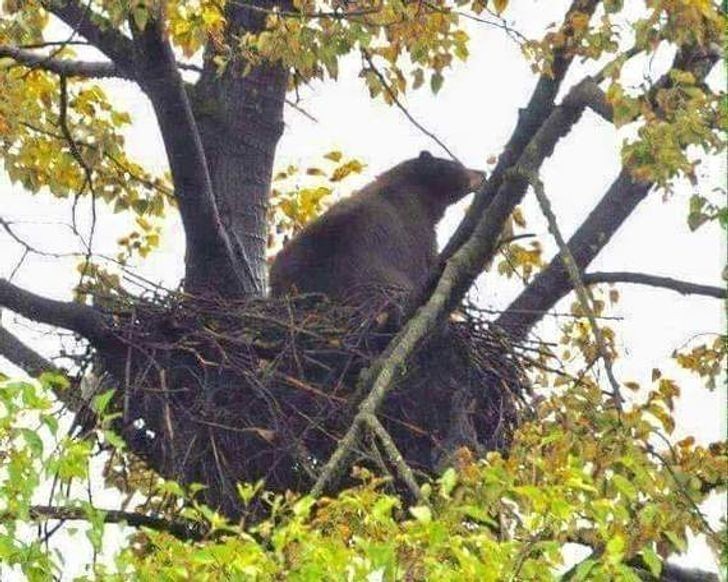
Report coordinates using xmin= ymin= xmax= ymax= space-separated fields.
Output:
xmin=192 ymin=2 xmax=289 ymax=296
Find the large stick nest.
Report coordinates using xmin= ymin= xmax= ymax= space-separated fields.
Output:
xmin=99 ymin=290 xmax=529 ymax=515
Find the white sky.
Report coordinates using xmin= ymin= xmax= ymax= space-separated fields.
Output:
xmin=0 ymin=0 xmax=725 ymax=578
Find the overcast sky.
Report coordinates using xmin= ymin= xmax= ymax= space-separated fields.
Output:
xmin=1 ymin=0 xmax=725 ymax=577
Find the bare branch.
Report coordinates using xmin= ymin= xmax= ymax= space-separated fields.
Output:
xmin=42 ymin=0 xmax=136 ymax=75
xmin=2 ymin=505 xmax=203 ymax=541
xmin=0 ymin=45 xmax=125 ymax=78
xmin=0 ymin=279 xmax=109 ymax=345
xmin=366 ymin=413 xmax=423 ymax=501
xmin=362 ymin=51 xmax=459 ymax=162
xmin=582 ymin=272 xmax=726 ymax=299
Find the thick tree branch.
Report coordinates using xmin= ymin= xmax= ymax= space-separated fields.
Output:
xmin=42 ymin=0 xmax=136 ymax=75
xmin=130 ymin=9 xmax=258 ymax=296
xmin=439 ymin=0 xmax=600 ymax=261
xmin=0 ymin=279 xmax=109 ymax=345
xmin=0 ymin=325 xmax=106 ymax=427
xmin=0 ymin=325 xmax=55 ymax=376
xmin=497 ymin=47 xmax=721 ymax=340
xmin=0 ymin=45 xmax=124 ymax=78
xmin=582 ymin=272 xmax=726 ymax=299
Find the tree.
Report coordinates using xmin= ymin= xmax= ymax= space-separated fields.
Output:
xmin=0 ymin=0 xmax=725 ymax=579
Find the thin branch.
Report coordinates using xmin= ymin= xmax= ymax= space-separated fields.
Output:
xmin=365 ymin=413 xmax=423 ymax=501
xmin=0 ymin=43 xmax=201 ymax=81
xmin=59 ymin=74 xmax=98 ymax=268
xmin=227 ymin=0 xmax=385 ymax=21
xmin=0 ymin=217 xmax=78 ymax=259
xmin=2 ymin=505 xmax=204 ymax=542
xmin=0 ymin=45 xmax=124 ymax=78
xmin=284 ymin=98 xmax=319 ymax=123
xmin=526 ymin=171 xmax=623 ymax=409
xmin=0 ymin=279 xmax=109 ymax=345
xmin=362 ymin=51 xmax=460 ymax=162
xmin=583 ymin=272 xmax=726 ymax=299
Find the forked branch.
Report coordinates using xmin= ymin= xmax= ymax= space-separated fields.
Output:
xmin=42 ymin=0 xmax=136 ymax=75
xmin=498 ymin=46 xmax=721 ymax=339
xmin=130 ymin=7 xmax=258 ymax=296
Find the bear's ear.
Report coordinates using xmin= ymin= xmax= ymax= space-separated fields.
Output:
xmin=418 ymin=150 xmax=433 ymax=161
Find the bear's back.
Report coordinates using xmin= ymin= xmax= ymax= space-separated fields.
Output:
xmin=269 ymin=189 xmax=436 ymax=300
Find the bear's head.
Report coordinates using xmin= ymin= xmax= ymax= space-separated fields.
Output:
xmin=379 ymin=151 xmax=484 ymax=217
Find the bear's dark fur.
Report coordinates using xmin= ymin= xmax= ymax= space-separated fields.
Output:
xmin=269 ymin=151 xmax=484 ymax=301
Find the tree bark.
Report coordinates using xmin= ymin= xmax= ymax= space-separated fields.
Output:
xmin=192 ymin=1 xmax=289 ymax=295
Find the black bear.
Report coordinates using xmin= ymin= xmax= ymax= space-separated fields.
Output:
xmin=269 ymin=151 xmax=484 ymax=302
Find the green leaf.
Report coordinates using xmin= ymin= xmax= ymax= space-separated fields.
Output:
xmin=571 ymin=558 xmax=598 ymax=581
xmin=664 ymin=531 xmax=687 ymax=553
xmin=132 ymin=7 xmax=149 ymax=31
xmin=430 ymin=72 xmax=444 ymax=94
xmin=92 ymin=389 xmax=115 ymax=414
xmin=438 ymin=468 xmax=458 ymax=498
xmin=292 ymin=495 xmax=316 ymax=518
xmin=605 ymin=533 xmax=626 ymax=562
xmin=612 ymin=474 xmax=638 ymax=500
xmin=640 ymin=546 xmax=662 ymax=578
xmin=372 ymin=496 xmax=399 ymax=522
xmin=409 ymin=505 xmax=432 ymax=524
xmin=20 ymin=428 xmax=43 ymax=456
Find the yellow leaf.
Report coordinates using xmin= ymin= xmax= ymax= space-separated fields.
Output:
xmin=323 ymin=150 xmax=343 ymax=163
xmin=331 ymin=160 xmax=365 ymax=182
xmin=492 ymin=0 xmax=508 ymax=15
